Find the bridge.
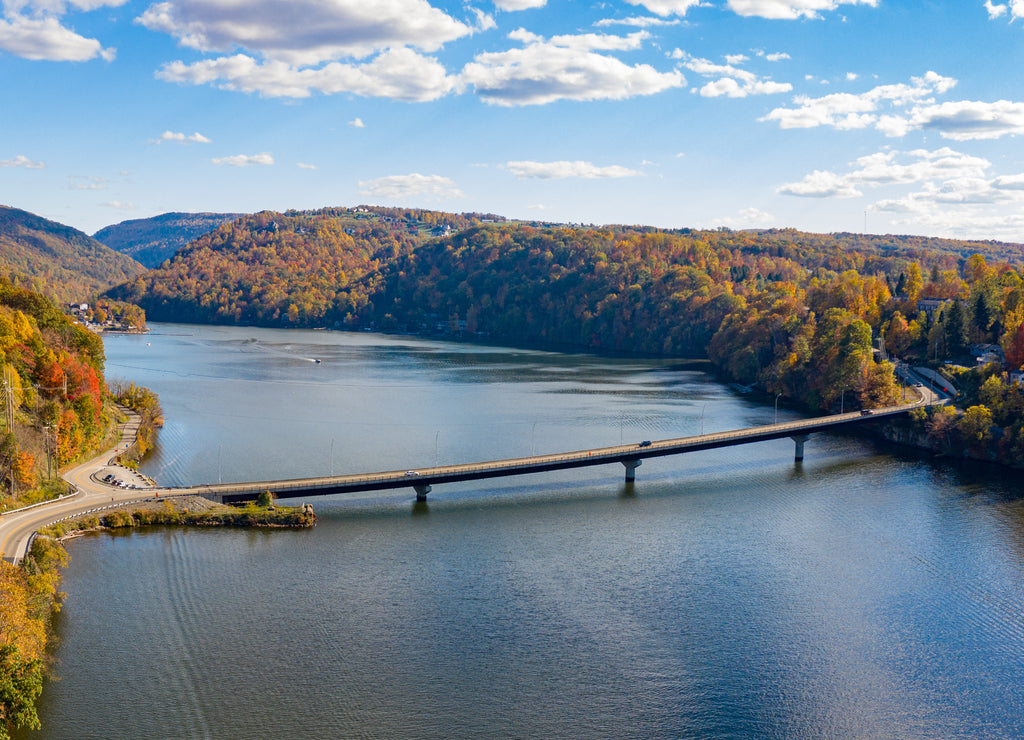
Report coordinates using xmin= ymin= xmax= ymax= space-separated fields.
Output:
xmin=166 ymin=402 xmax=930 ymax=504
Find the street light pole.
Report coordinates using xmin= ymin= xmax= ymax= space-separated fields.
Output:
xmin=774 ymin=393 xmax=782 ymax=425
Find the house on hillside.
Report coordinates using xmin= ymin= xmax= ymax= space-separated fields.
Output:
xmin=971 ymin=343 xmax=1005 ymax=367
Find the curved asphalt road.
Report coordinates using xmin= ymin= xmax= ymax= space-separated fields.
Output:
xmin=0 ymin=410 xmax=156 ymax=564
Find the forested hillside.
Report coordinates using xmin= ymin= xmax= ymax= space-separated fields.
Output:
xmin=93 ymin=212 xmax=244 ymax=268
xmin=0 ymin=206 xmax=146 ymax=304
xmin=105 ymin=207 xmax=498 ymax=325
xmin=0 ymin=277 xmax=109 ymax=501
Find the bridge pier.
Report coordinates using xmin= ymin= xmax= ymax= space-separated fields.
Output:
xmin=414 ymin=484 xmax=432 ymax=502
xmin=622 ymin=458 xmax=642 ymax=482
xmin=790 ymin=434 xmax=810 ymax=462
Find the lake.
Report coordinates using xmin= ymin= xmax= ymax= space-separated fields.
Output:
xmin=21 ymin=324 xmax=1024 ymax=738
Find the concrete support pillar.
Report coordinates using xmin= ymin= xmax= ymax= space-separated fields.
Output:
xmin=622 ymin=458 xmax=642 ymax=483
xmin=790 ymin=434 xmax=810 ymax=462
xmin=414 ymin=484 xmax=432 ymax=502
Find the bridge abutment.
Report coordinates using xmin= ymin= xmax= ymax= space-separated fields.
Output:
xmin=790 ymin=434 xmax=810 ymax=462
xmin=622 ymin=458 xmax=642 ymax=482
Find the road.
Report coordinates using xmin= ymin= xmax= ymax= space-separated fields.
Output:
xmin=168 ymin=397 xmax=942 ymax=504
xmin=0 ymin=410 xmax=156 ymax=563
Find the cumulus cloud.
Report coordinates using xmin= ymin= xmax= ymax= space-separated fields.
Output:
xmin=679 ymin=53 xmax=792 ymax=97
xmin=780 ymin=146 xmax=1024 ymax=238
xmin=762 ymin=70 xmax=956 ymax=134
xmin=778 ymin=170 xmax=863 ymax=198
xmin=137 ymin=0 xmax=473 ymax=65
xmin=622 ymin=0 xmax=702 ymax=16
xmin=358 ymin=173 xmax=464 ymax=200
xmin=0 ymin=14 xmax=115 ymax=60
xmin=0 ymin=154 xmax=45 ymax=168
xmin=727 ymin=0 xmax=878 ymax=19
xmin=211 ymin=152 xmax=274 ymax=166
xmin=712 ymin=207 xmax=774 ymax=228
xmin=156 ymin=130 xmax=211 ymax=143
xmin=348 ymin=118 xmax=366 ymax=128
xmin=9 ymin=1 xmax=129 ymax=11
xmin=595 ymin=15 xmax=683 ymax=27
xmin=69 ymin=175 xmax=107 ymax=190
xmin=984 ymin=1 xmax=1010 ymax=19
xmin=296 ymin=162 xmax=316 ymax=169
xmin=504 ymin=160 xmax=643 ymax=179
xmin=493 ymin=0 xmax=546 ymax=10
xmin=157 ymin=48 xmax=454 ymax=101
xmin=778 ymin=147 xmax=991 ymax=198
xmin=460 ymin=29 xmax=684 ymax=106
xmin=911 ymin=99 xmax=1024 ymax=140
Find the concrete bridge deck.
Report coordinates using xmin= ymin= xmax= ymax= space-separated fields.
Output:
xmin=168 ymin=402 xmax=926 ymax=504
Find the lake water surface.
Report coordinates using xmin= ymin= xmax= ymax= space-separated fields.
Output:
xmin=22 ymin=324 xmax=1024 ymax=738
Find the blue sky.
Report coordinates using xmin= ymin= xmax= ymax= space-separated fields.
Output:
xmin=3 ymin=0 xmax=1024 ymax=242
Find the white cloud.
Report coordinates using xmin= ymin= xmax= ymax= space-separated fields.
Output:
xmin=493 ymin=0 xmax=546 ymax=10
xmin=136 ymin=0 xmax=472 ymax=65
xmin=713 ymin=207 xmax=774 ymax=228
xmin=681 ymin=53 xmax=792 ymax=97
xmin=211 ymin=152 xmax=274 ymax=166
xmin=984 ymin=1 xmax=1009 ymax=19
xmin=8 ymin=1 xmax=129 ymax=11
xmin=157 ymin=48 xmax=454 ymax=101
xmin=296 ymin=162 xmax=316 ymax=170
xmin=595 ymin=15 xmax=682 ymax=27
xmin=460 ymin=29 xmax=684 ymax=106
xmin=761 ymin=70 xmax=956 ymax=134
xmin=156 ymin=130 xmax=211 ymax=143
xmin=763 ymin=51 xmax=790 ymax=61
xmin=727 ymin=0 xmax=878 ymax=20
xmin=504 ymin=160 xmax=643 ymax=179
xmin=69 ymin=175 xmax=107 ymax=190
xmin=348 ymin=118 xmax=365 ymax=128
xmin=911 ymin=99 xmax=1024 ymax=140
xmin=778 ymin=169 xmax=863 ymax=198
xmin=358 ymin=173 xmax=464 ymax=200
xmin=781 ymin=146 xmax=1024 ymax=239
xmin=779 ymin=147 xmax=995 ymax=198
xmin=0 ymin=154 xmax=45 ymax=168
xmin=622 ymin=0 xmax=702 ymax=16
xmin=100 ymin=200 xmax=136 ymax=210
xmin=0 ymin=14 xmax=114 ymax=61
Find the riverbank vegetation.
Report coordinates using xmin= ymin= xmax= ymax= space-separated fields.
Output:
xmin=0 ymin=537 xmax=68 ymax=738
xmin=108 ymin=380 xmax=164 ymax=460
xmin=41 ymin=496 xmax=315 ymax=537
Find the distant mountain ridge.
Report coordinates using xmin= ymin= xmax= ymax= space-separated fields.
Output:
xmin=93 ymin=212 xmax=244 ymax=268
xmin=0 ymin=205 xmax=146 ymax=304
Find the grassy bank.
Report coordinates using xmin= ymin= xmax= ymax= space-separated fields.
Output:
xmin=41 ymin=496 xmax=316 ymax=538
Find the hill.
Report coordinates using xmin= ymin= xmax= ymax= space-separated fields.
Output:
xmin=0 ymin=206 xmax=146 ymax=305
xmin=93 ymin=212 xmax=244 ymax=268
xmin=104 ymin=206 xmax=499 ymax=325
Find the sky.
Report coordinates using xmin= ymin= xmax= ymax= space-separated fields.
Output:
xmin=3 ymin=1 xmax=1024 ymax=242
